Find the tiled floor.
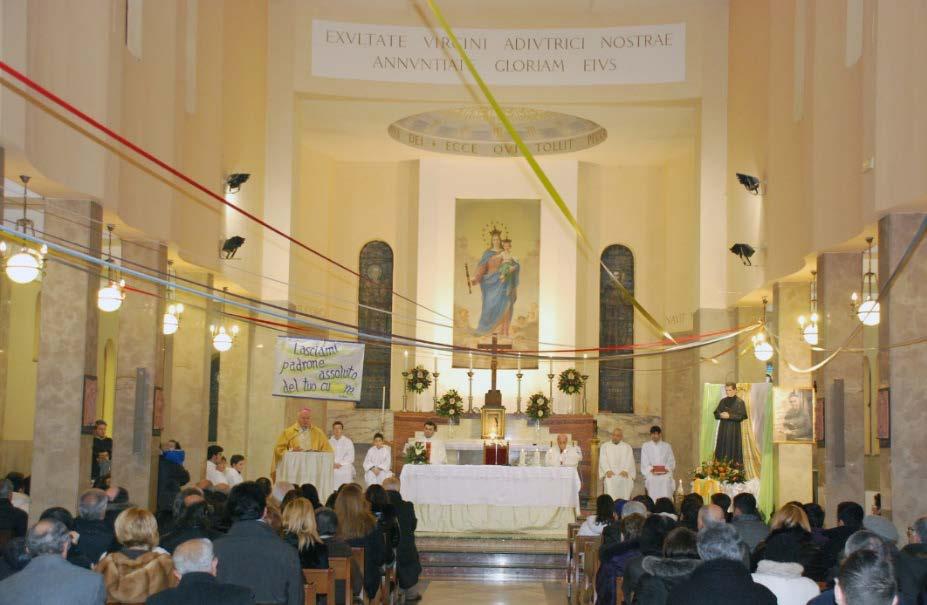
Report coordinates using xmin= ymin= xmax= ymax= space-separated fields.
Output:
xmin=416 ymin=580 xmax=568 ymax=604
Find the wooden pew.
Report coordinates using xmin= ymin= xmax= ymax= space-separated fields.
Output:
xmin=304 ymin=568 xmax=335 ymax=605
xmin=616 ymin=576 xmax=624 ymax=605
xmin=351 ymin=546 xmax=382 ymax=605
xmin=330 ymin=556 xmax=353 ymax=605
xmin=566 ymin=522 xmax=583 ymax=602
xmin=580 ymin=537 xmax=601 ymax=605
xmin=571 ymin=534 xmax=601 ymax=605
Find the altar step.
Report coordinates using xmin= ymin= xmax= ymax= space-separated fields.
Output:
xmin=417 ymin=535 xmax=569 ymax=581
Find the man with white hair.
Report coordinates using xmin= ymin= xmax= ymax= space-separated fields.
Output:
xmin=546 ymin=434 xmax=582 ymax=467
xmin=73 ymin=488 xmax=117 ymax=566
xmin=146 ymin=538 xmax=255 ymax=605
xmin=598 ymin=427 xmax=635 ymax=499
xmin=697 ymin=504 xmax=727 ymax=530
xmin=0 ymin=519 xmax=107 ymax=604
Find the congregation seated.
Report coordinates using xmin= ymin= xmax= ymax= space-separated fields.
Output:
xmin=0 ymin=537 xmax=30 ymax=581
xmin=383 ymin=476 xmax=423 ymax=601
xmin=162 ymin=485 xmax=205 ymax=532
xmin=711 ymin=493 xmax=732 ymax=522
xmin=0 ymin=519 xmax=106 ymax=605
xmin=145 ymin=538 xmax=255 ymax=605
xmin=750 ymin=511 xmax=821 ymax=604
xmin=366 ymin=484 xmax=399 ymax=564
xmin=75 ymin=488 xmax=120 ymax=566
xmin=597 ymin=513 xmax=645 ymax=605
xmin=96 ymin=506 xmax=175 ymax=603
xmin=255 ymin=476 xmax=273 ymax=497
xmin=282 ymin=496 xmax=329 ymax=569
xmin=803 ymin=502 xmax=829 ymax=546
xmin=678 ymin=493 xmax=704 ymax=532
xmin=809 ymin=529 xmax=888 ymax=605
xmin=666 ymin=523 xmax=776 ymax=605
xmin=160 ymin=501 xmax=223 ymax=554
xmin=213 ymin=481 xmax=304 ymax=605
xmin=633 ymin=495 xmax=656 ymax=514
xmin=335 ymin=483 xmax=386 ymax=601
xmin=104 ymin=485 xmax=132 ymax=530
xmin=652 ymin=498 xmax=678 ymax=521
xmin=836 ymin=549 xmax=898 ymax=605
xmin=730 ymin=493 xmax=769 ymax=550
xmin=299 ymin=483 xmax=322 ymax=509
xmin=316 ymin=506 xmax=362 ymax=602
xmin=579 ymin=494 xmax=616 ymax=537
xmin=0 ymin=478 xmax=27 ymax=539
xmin=623 ymin=514 xmax=678 ymax=603
xmin=39 ymin=505 xmax=94 ymax=569
xmin=751 ymin=502 xmax=826 ymax=582
xmin=156 ymin=439 xmax=190 ymax=525
xmin=635 ymin=527 xmax=701 ymax=605
xmin=897 ymin=517 xmax=927 ymax=603
xmin=821 ymin=501 xmax=865 ymax=572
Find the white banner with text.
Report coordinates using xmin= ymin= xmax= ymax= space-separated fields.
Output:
xmin=311 ymin=20 xmax=685 ymax=86
xmin=273 ymin=337 xmax=365 ymax=402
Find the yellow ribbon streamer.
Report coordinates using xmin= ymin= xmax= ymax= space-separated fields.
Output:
xmin=425 ymin=0 xmax=674 ymax=342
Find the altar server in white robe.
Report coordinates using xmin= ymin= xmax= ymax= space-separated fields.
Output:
xmin=545 ymin=434 xmax=583 ymax=467
xmin=599 ymin=427 xmax=636 ymax=499
xmin=363 ymin=432 xmax=393 ymax=486
xmin=422 ymin=421 xmax=447 ymax=465
xmin=640 ymin=425 xmax=676 ymax=500
xmin=329 ymin=420 xmax=356 ymax=489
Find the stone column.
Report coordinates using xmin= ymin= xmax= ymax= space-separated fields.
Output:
xmin=773 ymin=283 xmax=814 ymax=506
xmin=111 ymin=240 xmax=165 ymax=510
xmin=878 ymin=213 xmax=927 ymax=535
xmin=30 ymin=199 xmax=101 ymax=519
xmin=813 ymin=253 xmax=865 ymax=521
xmin=735 ymin=305 xmax=766 ymax=383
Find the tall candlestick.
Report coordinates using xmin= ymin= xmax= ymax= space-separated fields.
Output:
xmin=469 ymin=352 xmax=473 ymax=371
xmin=517 ymin=352 xmax=521 ymax=371
xmin=548 ymin=355 xmax=553 ymax=374
xmin=380 ymin=386 xmax=386 ymax=430
xmin=404 ymin=350 xmax=409 ymax=372
xmin=433 ymin=353 xmax=437 ymax=373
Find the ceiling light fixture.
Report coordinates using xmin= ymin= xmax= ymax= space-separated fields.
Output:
xmin=0 ymin=175 xmax=47 ymax=284
xmin=209 ymin=287 xmax=238 ymax=351
xmin=850 ymin=237 xmax=880 ymax=326
xmin=97 ymin=225 xmax=125 ymax=313
xmin=162 ymin=260 xmax=184 ymax=335
xmin=798 ymin=270 xmax=819 ymax=345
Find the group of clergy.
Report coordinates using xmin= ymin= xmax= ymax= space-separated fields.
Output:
xmin=597 ymin=425 xmax=676 ymax=501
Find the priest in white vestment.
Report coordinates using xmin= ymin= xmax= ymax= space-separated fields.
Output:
xmin=640 ymin=425 xmax=676 ymax=500
xmin=422 ymin=421 xmax=447 ymax=465
xmin=545 ymin=434 xmax=582 ymax=467
xmin=329 ymin=420 xmax=356 ymax=489
xmin=599 ymin=427 xmax=636 ymax=500
xmin=363 ymin=433 xmax=393 ymax=486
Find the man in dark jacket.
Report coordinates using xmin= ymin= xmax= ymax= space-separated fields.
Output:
xmin=214 ymin=481 xmax=304 ymax=605
xmin=731 ymin=493 xmax=769 ymax=550
xmin=667 ymin=523 xmax=776 ymax=605
xmin=91 ymin=420 xmax=113 ymax=481
xmin=157 ymin=440 xmax=191 ymax=523
xmin=384 ymin=477 xmax=422 ymax=601
xmin=822 ymin=502 xmax=865 ymax=570
xmin=146 ymin=538 xmax=254 ymax=605
xmin=0 ymin=479 xmax=27 ymax=538
xmin=898 ymin=517 xmax=927 ymax=601
xmin=73 ymin=488 xmax=118 ymax=566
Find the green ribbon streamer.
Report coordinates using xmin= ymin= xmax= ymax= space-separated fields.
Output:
xmin=425 ymin=0 xmax=674 ymax=342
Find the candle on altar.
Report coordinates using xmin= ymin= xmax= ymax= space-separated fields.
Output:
xmin=380 ymin=386 xmax=386 ymax=426
xmin=583 ymin=353 xmax=588 ymax=372
xmin=404 ymin=350 xmax=409 ymax=372
xmin=469 ymin=352 xmax=473 ymax=371
xmin=548 ymin=355 xmax=553 ymax=374
xmin=517 ymin=353 xmax=521 ymax=371
xmin=433 ymin=353 xmax=437 ymax=373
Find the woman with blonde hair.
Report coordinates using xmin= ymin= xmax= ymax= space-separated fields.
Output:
xmin=281 ymin=496 xmax=329 ymax=569
xmin=335 ymin=483 xmax=386 ymax=601
xmin=95 ymin=506 xmax=175 ymax=603
xmin=751 ymin=502 xmax=826 ymax=585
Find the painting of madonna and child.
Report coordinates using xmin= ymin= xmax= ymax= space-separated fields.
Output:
xmin=453 ymin=198 xmax=541 ymax=370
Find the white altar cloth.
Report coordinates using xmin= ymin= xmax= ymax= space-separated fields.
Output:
xmin=400 ymin=464 xmax=579 ymax=534
xmin=276 ymin=451 xmax=334 ymax=500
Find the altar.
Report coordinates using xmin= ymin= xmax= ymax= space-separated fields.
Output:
xmin=400 ymin=464 xmax=580 ymax=535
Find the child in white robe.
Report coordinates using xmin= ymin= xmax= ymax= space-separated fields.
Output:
xmin=363 ymin=433 xmax=393 ymax=486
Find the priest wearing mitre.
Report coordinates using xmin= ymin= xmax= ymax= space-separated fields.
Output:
xmin=272 ymin=408 xmax=333 ymax=477
xmin=599 ymin=427 xmax=636 ymax=499
xmin=545 ymin=434 xmax=583 ymax=467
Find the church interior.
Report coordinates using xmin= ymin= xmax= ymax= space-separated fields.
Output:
xmin=1 ymin=1 xmax=926 ymax=604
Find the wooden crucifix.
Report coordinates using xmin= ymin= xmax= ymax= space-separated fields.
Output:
xmin=477 ymin=334 xmax=512 ymax=408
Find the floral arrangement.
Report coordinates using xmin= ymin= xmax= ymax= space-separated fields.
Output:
xmin=405 ymin=366 xmax=431 ymax=394
xmin=435 ymin=389 xmax=464 ymax=417
xmin=404 ymin=442 xmax=428 ymax=465
xmin=525 ymin=392 xmax=552 ymax=421
xmin=692 ymin=458 xmax=746 ymax=484
xmin=557 ymin=368 xmax=583 ymax=395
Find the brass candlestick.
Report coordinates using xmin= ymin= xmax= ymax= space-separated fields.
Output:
xmin=432 ymin=372 xmax=440 ymax=411
xmin=547 ymin=373 xmax=555 ymax=414
xmin=516 ymin=371 xmax=524 ymax=413
xmin=581 ymin=374 xmax=589 ymax=414
xmin=466 ymin=370 xmax=474 ymax=413
xmin=401 ymin=371 xmax=409 ymax=412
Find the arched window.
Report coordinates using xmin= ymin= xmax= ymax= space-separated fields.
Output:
xmin=599 ymin=245 xmax=634 ymax=413
xmin=358 ymin=241 xmax=394 ymax=409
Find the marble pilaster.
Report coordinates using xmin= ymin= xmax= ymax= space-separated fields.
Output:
xmin=245 ymin=323 xmax=286 ymax=480
xmin=216 ymin=315 xmax=250 ymax=458
xmin=111 ymin=240 xmax=164 ymax=509
xmin=814 ymin=252 xmax=865 ymax=521
xmin=878 ymin=213 xmax=927 ymax=535
xmin=30 ymin=199 xmax=101 ymax=519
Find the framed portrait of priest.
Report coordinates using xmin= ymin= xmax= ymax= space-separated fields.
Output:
xmin=773 ymin=388 xmax=814 ymax=443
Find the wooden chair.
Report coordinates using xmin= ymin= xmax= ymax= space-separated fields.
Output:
xmin=351 ymin=546 xmax=379 ymax=605
xmin=304 ymin=568 xmax=334 ymax=605
xmin=330 ymin=556 xmax=353 ymax=605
